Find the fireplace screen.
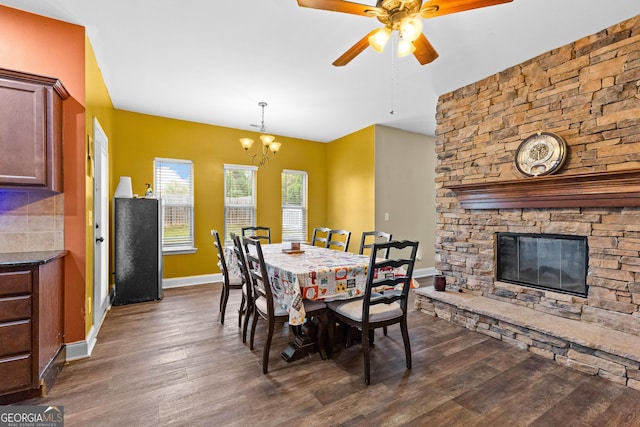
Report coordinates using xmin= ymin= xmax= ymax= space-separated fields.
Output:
xmin=496 ymin=233 xmax=588 ymax=296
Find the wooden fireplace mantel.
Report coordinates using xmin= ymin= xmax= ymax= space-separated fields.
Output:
xmin=447 ymin=169 xmax=640 ymax=209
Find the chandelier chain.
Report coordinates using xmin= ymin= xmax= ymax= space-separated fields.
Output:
xmin=259 ymin=101 xmax=267 ymax=133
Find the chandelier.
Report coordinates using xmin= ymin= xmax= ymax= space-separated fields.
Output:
xmin=239 ymin=101 xmax=281 ymax=167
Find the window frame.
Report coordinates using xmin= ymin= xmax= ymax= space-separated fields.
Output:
xmin=154 ymin=157 xmax=196 ymax=254
xmin=281 ymin=169 xmax=308 ymax=243
xmin=224 ymin=164 xmax=258 ymax=243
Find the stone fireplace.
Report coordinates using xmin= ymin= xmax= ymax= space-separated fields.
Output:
xmin=415 ymin=14 xmax=640 ymax=389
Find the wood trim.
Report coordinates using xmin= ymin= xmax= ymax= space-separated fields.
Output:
xmin=447 ymin=169 xmax=640 ymax=209
xmin=0 ymin=68 xmax=69 ymax=100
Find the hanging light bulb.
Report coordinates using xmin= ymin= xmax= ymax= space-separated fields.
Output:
xmin=238 ymin=102 xmax=281 ymax=167
xmin=397 ymin=35 xmax=416 ymax=57
xmin=400 ymin=15 xmax=423 ymax=42
xmin=368 ymin=27 xmax=392 ymax=53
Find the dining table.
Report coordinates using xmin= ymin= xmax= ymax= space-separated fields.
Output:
xmin=226 ymin=242 xmax=415 ymax=326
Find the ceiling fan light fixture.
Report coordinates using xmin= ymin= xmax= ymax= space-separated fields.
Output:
xmin=397 ymin=36 xmax=416 ymax=57
xmin=400 ymin=15 xmax=422 ymax=42
xmin=368 ymin=26 xmax=391 ymax=53
xmin=297 ymin=0 xmax=513 ymax=67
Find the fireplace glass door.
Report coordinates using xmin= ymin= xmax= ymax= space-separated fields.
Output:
xmin=497 ymin=233 xmax=588 ymax=296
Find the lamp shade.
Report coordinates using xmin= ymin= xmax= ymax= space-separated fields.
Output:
xmin=368 ymin=27 xmax=392 ymax=53
xmin=239 ymin=137 xmax=254 ymax=150
xmin=114 ymin=176 xmax=133 ymax=198
xmin=260 ymin=134 xmax=275 ymax=145
xmin=400 ymin=15 xmax=423 ymax=42
xmin=397 ymin=37 xmax=416 ymax=57
xmin=269 ymin=142 xmax=281 ymax=154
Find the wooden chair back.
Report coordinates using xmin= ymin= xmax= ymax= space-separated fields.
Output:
xmin=359 ymin=230 xmax=392 ymax=257
xmin=211 ymin=229 xmax=230 ymax=286
xmin=311 ymin=227 xmax=331 ymax=247
xmin=362 ymin=240 xmax=418 ymax=319
xmin=230 ymin=233 xmax=250 ymax=287
xmin=242 ymin=236 xmax=275 ymax=317
xmin=327 ymin=229 xmax=351 ymax=252
xmin=231 ymin=232 xmax=253 ymax=342
xmin=242 ymin=226 xmax=271 ymax=244
xmin=212 ymin=229 xmax=244 ymax=324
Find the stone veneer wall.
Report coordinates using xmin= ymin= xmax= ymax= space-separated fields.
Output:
xmin=435 ymin=15 xmax=640 ymax=336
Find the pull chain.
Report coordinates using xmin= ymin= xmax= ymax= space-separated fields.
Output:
xmin=390 ymin=33 xmax=398 ymax=115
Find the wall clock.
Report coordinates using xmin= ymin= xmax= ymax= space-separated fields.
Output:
xmin=515 ymin=132 xmax=568 ymax=177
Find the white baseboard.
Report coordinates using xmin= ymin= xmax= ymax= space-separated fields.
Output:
xmin=162 ymin=274 xmax=221 ymax=289
xmin=65 ymin=301 xmax=110 ymax=361
xmin=413 ymin=267 xmax=437 ymax=278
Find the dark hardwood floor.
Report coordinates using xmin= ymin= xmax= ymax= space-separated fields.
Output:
xmin=18 ymin=279 xmax=640 ymax=426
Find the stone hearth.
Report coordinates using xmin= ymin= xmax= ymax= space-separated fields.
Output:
xmin=414 ymin=286 xmax=640 ymax=388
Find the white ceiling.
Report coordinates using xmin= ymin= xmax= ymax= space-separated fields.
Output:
xmin=2 ymin=0 xmax=640 ymax=142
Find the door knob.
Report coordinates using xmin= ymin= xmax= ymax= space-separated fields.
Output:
xmin=96 ymin=237 xmax=105 ymax=243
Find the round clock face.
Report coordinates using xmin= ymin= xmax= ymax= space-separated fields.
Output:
xmin=515 ymin=132 xmax=568 ymax=177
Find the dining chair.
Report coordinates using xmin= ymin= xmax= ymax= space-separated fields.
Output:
xmin=211 ymin=230 xmax=244 ymax=325
xmin=327 ymin=229 xmax=351 ymax=252
xmin=359 ymin=230 xmax=394 ymax=336
xmin=243 ymin=236 xmax=328 ymax=374
xmin=327 ymin=240 xmax=418 ymax=385
xmin=231 ymin=232 xmax=254 ymax=343
xmin=359 ymin=230 xmax=392 ymax=257
xmin=241 ymin=226 xmax=271 ymax=244
xmin=311 ymin=227 xmax=331 ymax=247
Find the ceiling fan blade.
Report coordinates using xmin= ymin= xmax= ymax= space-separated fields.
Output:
xmin=420 ymin=0 xmax=513 ymax=18
xmin=332 ymin=30 xmax=378 ymax=66
xmin=413 ymin=33 xmax=439 ymax=65
xmin=297 ymin=0 xmax=381 ymax=17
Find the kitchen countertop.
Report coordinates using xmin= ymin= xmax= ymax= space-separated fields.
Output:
xmin=0 ymin=250 xmax=68 ymax=267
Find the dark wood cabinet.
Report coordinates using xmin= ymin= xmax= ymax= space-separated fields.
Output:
xmin=0 ymin=68 xmax=69 ymax=192
xmin=0 ymin=252 xmax=65 ymax=403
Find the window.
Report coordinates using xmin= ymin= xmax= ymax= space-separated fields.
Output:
xmin=282 ymin=170 xmax=307 ymax=242
xmin=154 ymin=158 xmax=194 ymax=252
xmin=224 ymin=164 xmax=257 ymax=242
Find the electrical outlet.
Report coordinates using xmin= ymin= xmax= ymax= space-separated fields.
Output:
xmin=384 ymin=212 xmax=389 ymax=221
xmin=416 ymin=249 xmax=422 ymax=260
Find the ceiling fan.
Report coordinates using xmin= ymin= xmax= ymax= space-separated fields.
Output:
xmin=297 ymin=0 xmax=513 ymax=66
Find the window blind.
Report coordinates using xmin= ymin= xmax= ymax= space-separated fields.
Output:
xmin=154 ymin=158 xmax=194 ymax=250
xmin=282 ymin=170 xmax=307 ymax=242
xmin=224 ymin=164 xmax=257 ymax=242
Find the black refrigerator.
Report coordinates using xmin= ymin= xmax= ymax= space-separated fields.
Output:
xmin=113 ymin=198 xmax=163 ymax=305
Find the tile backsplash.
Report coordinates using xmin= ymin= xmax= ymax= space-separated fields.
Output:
xmin=0 ymin=189 xmax=64 ymax=253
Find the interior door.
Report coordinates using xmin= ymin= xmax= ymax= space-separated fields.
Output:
xmin=93 ymin=118 xmax=110 ymax=326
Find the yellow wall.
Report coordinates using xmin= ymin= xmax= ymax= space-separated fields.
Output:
xmin=112 ymin=110 xmax=327 ymax=279
xmin=84 ymin=36 xmax=115 ymax=333
xmin=326 ymin=126 xmax=375 ymax=253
